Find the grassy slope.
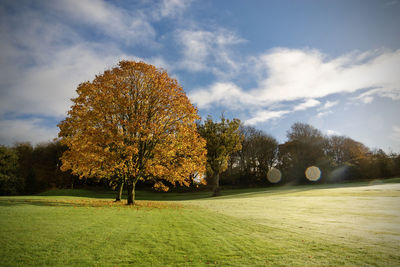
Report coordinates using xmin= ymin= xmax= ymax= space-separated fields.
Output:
xmin=0 ymin=180 xmax=399 ymax=266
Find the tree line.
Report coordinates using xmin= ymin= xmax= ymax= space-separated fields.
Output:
xmin=220 ymin=121 xmax=400 ymax=188
xmin=1 ymin=120 xmax=399 ymax=196
xmin=0 ymin=142 xmax=76 ymax=195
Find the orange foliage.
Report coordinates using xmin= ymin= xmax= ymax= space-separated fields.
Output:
xmin=58 ymin=61 xmax=206 ymax=191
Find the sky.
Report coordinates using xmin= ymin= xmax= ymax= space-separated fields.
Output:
xmin=0 ymin=0 xmax=400 ymax=153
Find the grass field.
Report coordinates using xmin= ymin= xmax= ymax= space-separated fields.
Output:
xmin=1 ymin=179 xmax=400 ymax=266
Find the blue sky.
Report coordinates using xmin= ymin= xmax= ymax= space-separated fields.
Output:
xmin=1 ymin=0 xmax=399 ymax=152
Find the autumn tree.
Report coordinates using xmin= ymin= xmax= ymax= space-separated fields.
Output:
xmin=58 ymin=61 xmax=207 ymax=205
xmin=326 ymin=136 xmax=369 ymax=166
xmin=324 ymin=135 xmax=372 ymax=181
xmin=197 ymin=116 xmax=242 ymax=196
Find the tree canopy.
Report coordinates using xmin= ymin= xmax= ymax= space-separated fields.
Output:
xmin=58 ymin=61 xmax=207 ymax=204
xmin=0 ymin=146 xmax=22 ymax=195
xmin=197 ymin=116 xmax=242 ymax=196
xmin=278 ymin=123 xmax=328 ymax=183
xmin=238 ymin=125 xmax=278 ymax=183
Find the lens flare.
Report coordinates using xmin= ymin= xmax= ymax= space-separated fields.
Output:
xmin=267 ymin=168 xmax=282 ymax=183
xmin=305 ymin=166 xmax=321 ymax=181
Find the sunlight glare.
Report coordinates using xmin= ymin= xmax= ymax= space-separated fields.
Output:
xmin=267 ymin=168 xmax=282 ymax=183
xmin=305 ymin=166 xmax=321 ymax=181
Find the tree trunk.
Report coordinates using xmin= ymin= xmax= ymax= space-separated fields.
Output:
xmin=127 ymin=183 xmax=136 ymax=205
xmin=212 ymin=173 xmax=220 ymax=196
xmin=115 ymin=182 xmax=124 ymax=202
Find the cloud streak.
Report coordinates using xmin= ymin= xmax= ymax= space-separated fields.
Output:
xmin=190 ymin=48 xmax=400 ymax=124
xmin=245 ymin=110 xmax=290 ymax=125
xmin=0 ymin=118 xmax=59 ymax=145
xmin=293 ymin=99 xmax=321 ymax=111
xmin=177 ymin=29 xmax=245 ymax=76
xmin=391 ymin=126 xmax=400 ymax=142
xmin=155 ymin=0 xmax=192 ymax=19
xmin=191 ymin=48 xmax=400 ymax=107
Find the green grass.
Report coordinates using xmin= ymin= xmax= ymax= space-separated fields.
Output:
xmin=1 ymin=180 xmax=400 ymax=266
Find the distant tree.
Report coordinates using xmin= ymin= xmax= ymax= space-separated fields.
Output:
xmin=32 ymin=142 xmax=60 ymax=190
xmin=198 ymin=116 xmax=242 ymax=196
xmin=238 ymin=126 xmax=259 ymax=179
xmin=340 ymin=138 xmax=369 ymax=165
xmin=238 ymin=126 xmax=278 ymax=184
xmin=287 ymin=122 xmax=324 ymax=143
xmin=392 ymin=153 xmax=400 ymax=176
xmin=253 ymin=132 xmax=279 ymax=180
xmin=0 ymin=146 xmax=23 ymax=195
xmin=353 ymin=149 xmax=398 ymax=180
xmin=13 ymin=142 xmax=34 ymax=193
xmin=278 ymin=123 xmax=327 ymax=183
xmin=52 ymin=141 xmax=80 ymax=189
xmin=325 ymin=135 xmax=371 ymax=180
xmin=58 ymin=61 xmax=207 ymax=205
xmin=326 ymin=135 xmax=347 ymax=166
xmin=13 ymin=142 xmax=80 ymax=194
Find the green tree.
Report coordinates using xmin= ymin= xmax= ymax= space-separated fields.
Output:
xmin=13 ymin=142 xmax=34 ymax=193
xmin=0 ymin=146 xmax=22 ymax=195
xmin=278 ymin=123 xmax=327 ymax=183
xmin=198 ymin=116 xmax=242 ymax=196
xmin=32 ymin=142 xmax=60 ymax=191
xmin=58 ymin=61 xmax=207 ymax=205
xmin=238 ymin=126 xmax=278 ymax=184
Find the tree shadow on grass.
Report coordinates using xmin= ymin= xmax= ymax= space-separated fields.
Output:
xmin=36 ymin=189 xmax=116 ymax=199
xmin=0 ymin=198 xmax=184 ymax=209
xmin=138 ymin=182 xmax=377 ymax=201
xmin=35 ymin=188 xmax=213 ymax=201
xmin=198 ymin=181 xmax=391 ymax=200
xmin=5 ymin=180 xmax=397 ymax=204
xmin=0 ymin=198 xmax=81 ymax=207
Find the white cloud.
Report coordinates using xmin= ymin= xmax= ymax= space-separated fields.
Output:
xmin=356 ymin=86 xmax=400 ymax=104
xmin=293 ymin=99 xmax=321 ymax=111
xmin=255 ymin=48 xmax=400 ymax=103
xmin=189 ymin=48 xmax=400 ymax=126
xmin=133 ymin=56 xmax=173 ymax=73
xmin=317 ymin=111 xmax=333 ymax=118
xmin=155 ymin=0 xmax=191 ymax=19
xmin=315 ymin=100 xmax=338 ymax=117
xmin=391 ymin=126 xmax=400 ymax=142
xmin=48 ymin=0 xmax=156 ymax=45
xmin=177 ymin=29 xmax=245 ymax=75
xmin=245 ymin=110 xmax=290 ymax=125
xmin=190 ymin=48 xmax=400 ymax=111
xmin=189 ymin=82 xmax=253 ymax=109
xmin=319 ymin=100 xmax=339 ymax=110
xmin=361 ymin=96 xmax=374 ymax=104
xmin=0 ymin=42 xmax=128 ymax=117
xmin=0 ymin=119 xmax=59 ymax=146
xmin=326 ymin=129 xmax=341 ymax=136
xmin=243 ymin=99 xmax=320 ymax=126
